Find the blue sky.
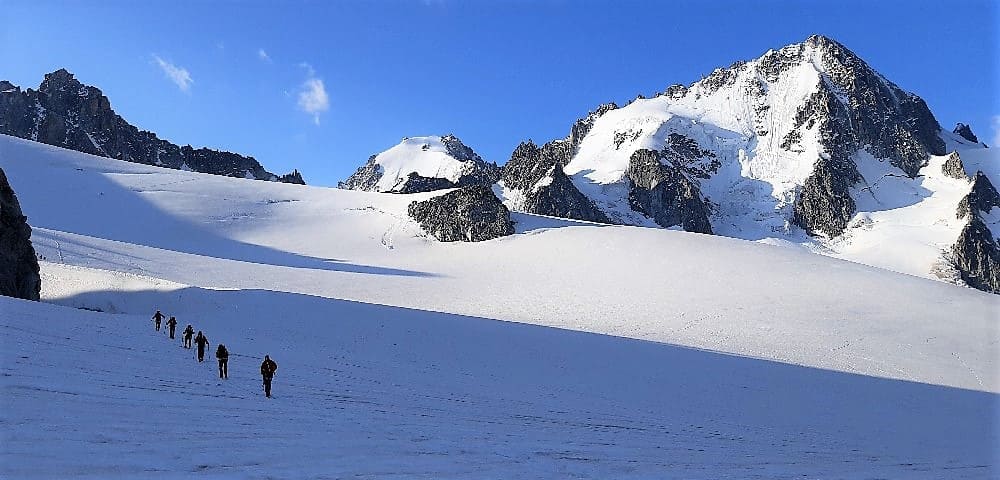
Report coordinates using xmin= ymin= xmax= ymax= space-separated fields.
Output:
xmin=2 ymin=0 xmax=997 ymax=186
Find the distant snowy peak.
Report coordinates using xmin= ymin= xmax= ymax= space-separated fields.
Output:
xmin=339 ymin=134 xmax=499 ymax=193
xmin=0 ymin=69 xmax=304 ymax=184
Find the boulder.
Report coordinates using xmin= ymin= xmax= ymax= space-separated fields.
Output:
xmin=408 ymin=186 xmax=514 ymax=242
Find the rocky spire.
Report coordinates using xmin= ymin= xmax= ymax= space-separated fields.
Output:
xmin=953 ymin=123 xmax=980 ymax=144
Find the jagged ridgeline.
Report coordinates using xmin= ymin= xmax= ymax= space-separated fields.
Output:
xmin=340 ymin=35 xmax=998 ymax=294
xmin=0 ymin=69 xmax=304 ymax=184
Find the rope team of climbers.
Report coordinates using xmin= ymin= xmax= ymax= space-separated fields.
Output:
xmin=151 ymin=309 xmax=278 ymax=398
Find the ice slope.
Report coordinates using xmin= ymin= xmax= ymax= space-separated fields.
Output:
xmin=360 ymin=136 xmax=480 ymax=192
xmin=1 ymin=134 xmax=999 ymax=476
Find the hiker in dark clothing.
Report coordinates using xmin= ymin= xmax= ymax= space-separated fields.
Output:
xmin=216 ymin=344 xmax=229 ymax=379
xmin=152 ymin=310 xmax=164 ymax=331
xmin=165 ymin=316 xmax=178 ymax=339
xmin=260 ymin=355 xmax=278 ymax=398
xmin=182 ymin=325 xmax=195 ymax=348
xmin=194 ymin=331 xmax=209 ymax=362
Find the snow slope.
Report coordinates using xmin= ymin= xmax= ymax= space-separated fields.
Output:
xmin=2 ymin=134 xmax=999 ymax=477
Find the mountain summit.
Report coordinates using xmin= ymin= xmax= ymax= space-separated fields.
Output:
xmin=0 ymin=69 xmax=305 ymax=184
xmin=339 ymin=134 xmax=499 ymax=193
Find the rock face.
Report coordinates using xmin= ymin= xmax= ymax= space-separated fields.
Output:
xmin=407 ymin=185 xmax=514 ymax=242
xmin=0 ymin=168 xmax=41 ymax=301
xmin=340 ymin=134 xmax=498 ymax=193
xmin=953 ymin=123 xmax=980 ymax=144
xmin=793 ymin=156 xmax=863 ymax=238
xmin=0 ymin=69 xmax=303 ymax=183
xmin=781 ymin=36 xmax=945 ymax=178
xmin=502 ymin=141 xmax=571 ymax=191
xmin=499 ymin=104 xmax=621 ymax=223
xmin=502 ymin=141 xmax=609 ymax=223
xmin=941 ymin=152 xmax=969 ymax=180
xmin=957 ymin=172 xmax=1000 ymax=220
xmin=627 ymin=149 xmax=713 ymax=233
xmin=339 ymin=155 xmax=382 ymax=191
xmin=952 ymin=172 xmax=1000 ymax=294
xmin=952 ymin=217 xmax=999 ymax=293
xmin=524 ymin=164 xmax=611 ymax=224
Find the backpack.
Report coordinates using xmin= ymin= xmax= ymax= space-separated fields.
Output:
xmin=216 ymin=345 xmax=228 ymax=359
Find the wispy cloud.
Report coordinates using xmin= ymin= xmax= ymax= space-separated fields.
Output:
xmin=992 ymin=115 xmax=1000 ymax=147
xmin=258 ymin=48 xmax=272 ymax=63
xmin=153 ymin=55 xmax=193 ymax=93
xmin=297 ymin=63 xmax=329 ymax=125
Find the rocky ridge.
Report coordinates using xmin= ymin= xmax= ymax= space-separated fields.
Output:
xmin=0 ymin=70 xmax=303 ymax=184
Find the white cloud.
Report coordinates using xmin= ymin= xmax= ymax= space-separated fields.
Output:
xmin=297 ymin=63 xmax=328 ymax=125
xmin=258 ymin=48 xmax=272 ymax=63
xmin=153 ymin=55 xmax=193 ymax=93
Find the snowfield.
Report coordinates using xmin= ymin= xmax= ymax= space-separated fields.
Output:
xmin=1 ymin=134 xmax=998 ymax=478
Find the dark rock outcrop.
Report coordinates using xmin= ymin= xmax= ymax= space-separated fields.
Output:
xmin=407 ymin=185 xmax=514 ymax=242
xmin=793 ymin=155 xmax=862 ymax=238
xmin=0 ymin=69 xmax=302 ymax=183
xmin=502 ymin=140 xmax=609 ymax=223
xmin=950 ymin=171 xmax=999 ymax=294
xmin=0 ymin=168 xmax=40 ymax=301
xmin=627 ymin=149 xmax=713 ymax=234
xmin=396 ymin=172 xmax=457 ymax=194
xmin=501 ymin=140 xmax=572 ymax=192
xmin=952 ymin=217 xmax=999 ymax=294
xmin=941 ymin=152 xmax=969 ymax=180
xmin=501 ymin=102 xmax=618 ymax=199
xmin=796 ymin=35 xmax=945 ymax=178
xmin=953 ymin=123 xmax=980 ymax=144
xmin=524 ymin=165 xmax=610 ymax=224
xmin=957 ymin=172 xmax=1000 ymax=220
xmin=338 ymin=154 xmax=382 ymax=191
xmin=277 ymin=169 xmax=306 ymax=185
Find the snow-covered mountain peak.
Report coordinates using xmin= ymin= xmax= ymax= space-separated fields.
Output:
xmin=339 ymin=134 xmax=499 ymax=193
xmin=496 ymin=35 xmax=997 ymax=293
